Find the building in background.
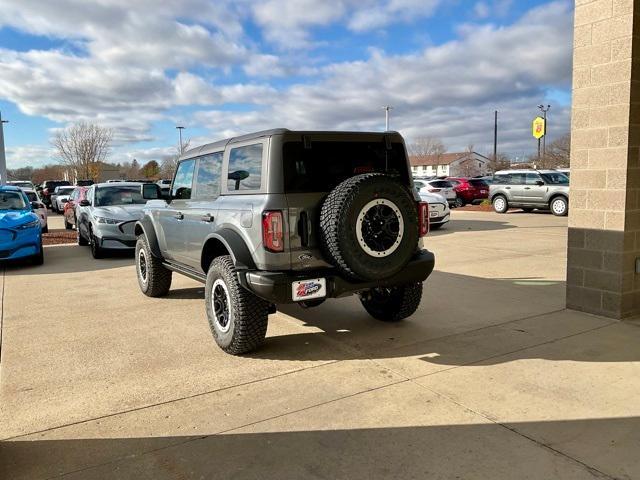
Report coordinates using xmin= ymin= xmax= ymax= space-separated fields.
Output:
xmin=410 ymin=151 xmax=490 ymax=177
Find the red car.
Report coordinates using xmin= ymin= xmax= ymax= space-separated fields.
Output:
xmin=63 ymin=187 xmax=88 ymax=230
xmin=446 ymin=177 xmax=490 ymax=207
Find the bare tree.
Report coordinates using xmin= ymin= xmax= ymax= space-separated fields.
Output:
xmin=408 ymin=136 xmax=446 ymax=162
xmin=52 ymin=122 xmax=112 ymax=181
xmin=160 ymin=138 xmax=190 ymax=179
xmin=458 ymin=143 xmax=483 ymax=177
xmin=541 ymin=133 xmax=570 ymax=169
xmin=488 ymin=152 xmax=511 ymax=173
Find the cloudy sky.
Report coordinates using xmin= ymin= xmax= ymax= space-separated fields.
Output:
xmin=0 ymin=0 xmax=573 ymax=169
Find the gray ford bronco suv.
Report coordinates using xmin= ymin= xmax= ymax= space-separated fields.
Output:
xmin=134 ymin=129 xmax=435 ymax=354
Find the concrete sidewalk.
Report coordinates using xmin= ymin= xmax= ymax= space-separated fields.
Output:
xmin=1 ymin=211 xmax=638 ymax=479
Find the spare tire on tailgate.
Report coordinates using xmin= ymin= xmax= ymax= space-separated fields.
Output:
xmin=320 ymin=173 xmax=419 ymax=281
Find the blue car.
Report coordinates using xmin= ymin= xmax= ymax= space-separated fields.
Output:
xmin=0 ymin=185 xmax=44 ymax=265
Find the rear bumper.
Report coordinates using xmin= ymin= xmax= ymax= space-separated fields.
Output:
xmin=238 ymin=249 xmax=435 ymax=304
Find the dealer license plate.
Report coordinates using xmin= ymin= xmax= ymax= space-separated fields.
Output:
xmin=292 ymin=278 xmax=327 ymax=302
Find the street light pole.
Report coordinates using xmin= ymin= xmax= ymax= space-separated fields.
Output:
xmin=382 ymin=106 xmax=393 ymax=131
xmin=493 ymin=110 xmax=498 ymax=163
xmin=0 ymin=111 xmax=8 ymax=186
xmin=538 ymin=104 xmax=551 ymax=159
xmin=176 ymin=126 xmax=185 ymax=155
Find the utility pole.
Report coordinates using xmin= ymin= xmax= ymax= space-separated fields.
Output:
xmin=538 ymin=104 xmax=550 ymax=159
xmin=0 ymin=111 xmax=8 ymax=185
xmin=493 ymin=110 xmax=498 ymax=163
xmin=382 ymin=106 xmax=393 ymax=131
xmin=176 ymin=126 xmax=185 ymax=154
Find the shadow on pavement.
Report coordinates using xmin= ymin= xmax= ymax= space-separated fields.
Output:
xmin=2 ymin=245 xmax=134 ymax=275
xmin=427 ymin=218 xmax=516 ymax=235
xmin=1 ymin=418 xmax=636 ymax=479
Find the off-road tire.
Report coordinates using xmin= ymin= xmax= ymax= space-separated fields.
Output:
xmin=360 ymin=282 xmax=423 ymax=322
xmin=135 ymin=235 xmax=172 ymax=297
xmin=205 ymin=256 xmax=269 ymax=355
xmin=493 ymin=195 xmax=509 ymax=214
xmin=550 ymin=196 xmax=568 ymax=217
xmin=319 ymin=173 xmax=418 ymax=281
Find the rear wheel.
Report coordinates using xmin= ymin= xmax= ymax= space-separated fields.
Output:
xmin=550 ymin=196 xmax=568 ymax=216
xmin=454 ymin=197 xmax=465 ymax=208
xmin=360 ymin=283 xmax=423 ymax=322
xmin=205 ymin=256 xmax=269 ymax=355
xmin=64 ymin=218 xmax=72 ymax=230
xmin=493 ymin=195 xmax=509 ymax=214
xmin=135 ymin=235 xmax=172 ymax=297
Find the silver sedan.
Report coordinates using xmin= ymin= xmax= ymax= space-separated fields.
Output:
xmin=76 ymin=182 xmax=160 ymax=258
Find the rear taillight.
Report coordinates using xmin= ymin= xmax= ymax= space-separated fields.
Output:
xmin=418 ymin=202 xmax=429 ymax=237
xmin=262 ymin=210 xmax=284 ymax=252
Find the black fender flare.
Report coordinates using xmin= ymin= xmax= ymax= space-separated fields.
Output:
xmin=134 ymin=217 xmax=162 ymax=258
xmin=202 ymin=229 xmax=256 ymax=270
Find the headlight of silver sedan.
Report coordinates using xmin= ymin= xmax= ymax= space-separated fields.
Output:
xmin=94 ymin=216 xmax=119 ymax=225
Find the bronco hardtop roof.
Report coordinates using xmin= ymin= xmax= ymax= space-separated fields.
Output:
xmin=181 ymin=129 xmax=403 ymax=161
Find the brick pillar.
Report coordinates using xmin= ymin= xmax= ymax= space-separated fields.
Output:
xmin=568 ymin=0 xmax=640 ymax=318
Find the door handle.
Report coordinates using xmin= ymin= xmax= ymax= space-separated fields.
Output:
xmin=524 ymin=187 xmax=531 ymax=190
xmin=201 ymin=214 xmax=215 ymax=223
xmin=173 ymin=212 xmax=184 ymax=220
xmin=505 ymin=187 xmax=511 ymax=190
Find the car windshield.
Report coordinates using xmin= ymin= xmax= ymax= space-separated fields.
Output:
xmin=95 ymin=185 xmax=146 ymax=206
xmin=541 ymin=172 xmax=569 ymax=185
xmin=0 ymin=191 xmax=27 ymax=210
xmin=25 ymin=192 xmax=38 ymax=202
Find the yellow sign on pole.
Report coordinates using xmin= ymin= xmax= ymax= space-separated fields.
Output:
xmin=532 ymin=116 xmax=545 ymax=139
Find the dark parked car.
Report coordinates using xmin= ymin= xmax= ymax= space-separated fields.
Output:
xmin=40 ymin=180 xmax=71 ymax=207
xmin=446 ymin=177 xmax=490 ymax=207
xmin=76 ymin=179 xmax=94 ymax=186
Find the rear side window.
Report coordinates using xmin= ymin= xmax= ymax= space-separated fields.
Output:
xmin=525 ymin=173 xmax=543 ymax=185
xmin=195 ymin=152 xmax=223 ymax=199
xmin=493 ymin=174 xmax=511 ymax=184
xmin=469 ymin=179 xmax=488 ymax=188
xmin=172 ymin=159 xmax=196 ymax=200
xmin=227 ymin=144 xmax=263 ymax=191
xmin=430 ymin=181 xmax=453 ymax=188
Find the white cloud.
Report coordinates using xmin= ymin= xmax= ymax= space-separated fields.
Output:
xmin=474 ymin=2 xmax=491 ymax=19
xmin=6 ymin=145 xmax=56 ymax=169
xmin=193 ymin=1 xmax=573 ymax=155
xmin=348 ymin=0 xmax=442 ymax=32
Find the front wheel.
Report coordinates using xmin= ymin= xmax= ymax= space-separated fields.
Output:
xmin=64 ymin=218 xmax=72 ymax=230
xmin=90 ymin=227 xmax=104 ymax=259
xmin=550 ymin=196 xmax=568 ymax=216
xmin=77 ymin=223 xmax=88 ymax=246
xmin=360 ymin=282 xmax=423 ymax=322
xmin=454 ymin=197 xmax=465 ymax=208
xmin=205 ymin=256 xmax=269 ymax=355
xmin=492 ymin=195 xmax=509 ymax=214
xmin=135 ymin=235 xmax=172 ymax=297
xmin=32 ymin=244 xmax=44 ymax=266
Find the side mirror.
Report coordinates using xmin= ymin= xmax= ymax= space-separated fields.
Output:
xmin=79 ymin=199 xmax=91 ymax=207
xmin=536 ymin=180 xmax=545 ymax=186
xmin=141 ymin=183 xmax=161 ymax=199
xmin=30 ymin=201 xmax=40 ymax=210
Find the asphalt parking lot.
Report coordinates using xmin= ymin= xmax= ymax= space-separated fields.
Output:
xmin=1 ymin=211 xmax=639 ymax=479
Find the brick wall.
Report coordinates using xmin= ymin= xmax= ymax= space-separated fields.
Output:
xmin=568 ymin=0 xmax=640 ymax=318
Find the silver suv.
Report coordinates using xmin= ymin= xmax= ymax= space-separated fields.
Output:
xmin=134 ymin=129 xmax=435 ymax=355
xmin=489 ymin=169 xmax=569 ymax=216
